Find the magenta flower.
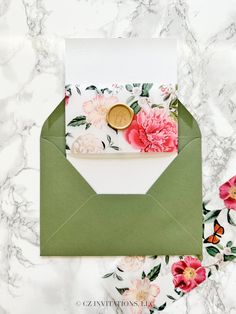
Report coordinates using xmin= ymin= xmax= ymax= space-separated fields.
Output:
xmin=171 ymin=256 xmax=206 ymax=292
xmin=219 ymin=175 xmax=236 ymax=211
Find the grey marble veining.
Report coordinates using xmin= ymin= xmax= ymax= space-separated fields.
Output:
xmin=0 ymin=0 xmax=236 ymax=313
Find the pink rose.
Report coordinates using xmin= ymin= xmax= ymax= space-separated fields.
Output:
xmin=83 ymin=94 xmax=119 ymax=128
xmin=124 ymin=108 xmax=178 ymax=152
xmin=219 ymin=175 xmax=236 ymax=210
xmin=171 ymin=256 xmax=206 ymax=292
xmin=123 ymin=277 xmax=160 ymax=312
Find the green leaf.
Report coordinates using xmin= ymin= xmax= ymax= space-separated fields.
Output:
xmin=107 ymin=135 xmax=111 ymax=144
xmin=224 ymin=254 xmax=236 ymax=262
xmin=215 ymin=264 xmax=219 ymax=270
xmin=85 ymin=85 xmax=98 ymax=92
xmin=227 ymin=241 xmax=233 ymax=247
xmin=75 ymin=85 xmax=81 ymax=95
xmin=231 ymin=247 xmax=236 ymax=253
xmin=156 ymin=302 xmax=166 ymax=311
xmin=130 ymin=101 xmax=141 ymax=114
xmin=151 ymin=104 xmax=164 ymax=109
xmin=147 ymin=264 xmax=161 ymax=281
xmin=110 ymin=145 xmax=120 ymax=151
xmin=67 ymin=116 xmax=86 ymax=127
xmin=208 ymin=269 xmax=212 ymax=278
xmin=117 ymin=267 xmax=124 ymax=272
xmin=141 ymin=83 xmax=153 ymax=97
xmin=116 ymin=287 xmax=129 ymax=295
xmin=206 ymin=246 xmax=220 ymax=257
xmin=169 ymin=98 xmax=178 ymax=109
xmin=204 ymin=210 xmax=221 ymax=223
xmin=167 ymin=295 xmax=176 ymax=301
xmin=149 ymin=256 xmax=158 ymax=259
xmin=85 ymin=123 xmax=91 ymax=130
xmin=101 ymin=88 xmax=112 ymax=94
xmin=142 ymin=271 xmax=146 ymax=279
xmin=125 ymin=84 xmax=133 ymax=92
xmin=227 ymin=209 xmax=236 ymax=226
xmin=115 ymin=274 xmax=123 ymax=281
xmin=102 ymin=272 xmax=114 ymax=278
xmin=102 ymin=141 xmax=106 ymax=149
xmin=170 ymin=111 xmax=178 ymax=121
xmin=203 ymin=203 xmax=210 ymax=215
xmin=133 ymin=83 xmax=140 ymax=87
xmin=126 ymin=95 xmax=135 ymax=104
xmin=165 ymin=255 xmax=169 ymax=265
xmin=163 ymin=93 xmax=170 ymax=101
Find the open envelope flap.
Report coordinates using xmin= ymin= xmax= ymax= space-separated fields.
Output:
xmin=40 ymin=99 xmax=202 ymax=256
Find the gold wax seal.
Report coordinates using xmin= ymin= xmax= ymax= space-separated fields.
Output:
xmin=107 ymin=103 xmax=134 ymax=130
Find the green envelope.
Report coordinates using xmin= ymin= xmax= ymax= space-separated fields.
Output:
xmin=40 ymin=99 xmax=202 ymax=256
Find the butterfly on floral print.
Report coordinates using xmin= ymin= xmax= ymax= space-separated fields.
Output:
xmin=204 ymin=219 xmax=224 ymax=244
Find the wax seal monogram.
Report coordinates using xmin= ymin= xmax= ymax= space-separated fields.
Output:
xmin=106 ymin=103 xmax=134 ymax=130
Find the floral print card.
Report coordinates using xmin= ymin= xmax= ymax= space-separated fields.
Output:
xmin=101 ymin=175 xmax=236 ymax=314
xmin=65 ymin=82 xmax=178 ymax=156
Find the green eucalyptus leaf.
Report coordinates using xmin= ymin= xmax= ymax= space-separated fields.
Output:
xmin=130 ymin=101 xmax=141 ymax=114
xmin=206 ymin=246 xmax=220 ymax=257
xmin=102 ymin=272 xmax=114 ymax=278
xmin=125 ymin=84 xmax=133 ymax=92
xmin=147 ymin=264 xmax=161 ymax=281
xmin=224 ymin=254 xmax=236 ymax=262
xmin=231 ymin=247 xmax=236 ymax=253
xmin=226 ymin=241 xmax=233 ymax=247
xmin=141 ymin=83 xmax=153 ymax=97
xmin=67 ymin=116 xmax=86 ymax=127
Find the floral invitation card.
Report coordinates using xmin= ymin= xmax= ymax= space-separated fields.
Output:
xmin=65 ymin=82 xmax=178 ymax=155
xmin=64 ymin=38 xmax=177 ymax=194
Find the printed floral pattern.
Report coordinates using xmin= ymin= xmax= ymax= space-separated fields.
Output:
xmin=102 ymin=175 xmax=236 ymax=313
xmin=219 ymin=175 xmax=236 ymax=210
xmin=124 ymin=108 xmax=178 ymax=152
xmin=123 ymin=278 xmax=160 ymax=313
xmin=171 ymin=256 xmax=206 ymax=292
xmin=65 ymin=83 xmax=178 ymax=155
xmin=83 ymin=94 xmax=119 ymax=128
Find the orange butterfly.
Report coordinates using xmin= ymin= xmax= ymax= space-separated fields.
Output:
xmin=204 ymin=219 xmax=224 ymax=244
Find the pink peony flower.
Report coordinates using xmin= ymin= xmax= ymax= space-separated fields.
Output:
xmin=123 ymin=278 xmax=160 ymax=312
xmin=219 ymin=175 xmax=236 ymax=210
xmin=83 ymin=94 xmax=119 ymax=128
xmin=124 ymin=108 xmax=178 ymax=152
xmin=118 ymin=256 xmax=145 ymax=272
xmin=171 ymin=256 xmax=206 ymax=293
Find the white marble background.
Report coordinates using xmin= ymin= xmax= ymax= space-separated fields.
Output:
xmin=0 ymin=0 xmax=236 ymax=313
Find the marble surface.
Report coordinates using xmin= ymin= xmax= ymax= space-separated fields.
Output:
xmin=0 ymin=0 xmax=236 ymax=313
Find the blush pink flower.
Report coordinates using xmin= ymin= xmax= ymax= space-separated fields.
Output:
xmin=171 ymin=256 xmax=206 ymax=293
xmin=219 ymin=175 xmax=236 ymax=210
xmin=83 ymin=94 xmax=119 ymax=128
xmin=118 ymin=256 xmax=145 ymax=272
xmin=123 ymin=278 xmax=160 ymax=312
xmin=124 ymin=108 xmax=178 ymax=152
